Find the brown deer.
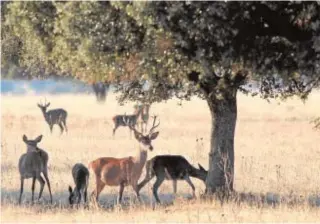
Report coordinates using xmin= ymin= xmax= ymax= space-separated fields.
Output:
xmin=37 ymin=99 xmax=68 ymax=134
xmin=18 ymin=135 xmax=53 ymax=204
xmin=89 ymin=116 xmax=160 ymax=204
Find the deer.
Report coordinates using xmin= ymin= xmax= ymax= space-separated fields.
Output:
xmin=68 ymin=163 xmax=89 ymax=206
xmin=137 ymin=155 xmax=208 ymax=204
xmin=37 ymin=99 xmax=68 ymax=134
xmin=136 ymin=104 xmax=151 ymax=133
xmin=18 ymin=134 xmax=53 ymax=204
xmin=112 ymin=105 xmax=143 ymax=137
xmin=89 ymin=116 xmax=160 ymax=204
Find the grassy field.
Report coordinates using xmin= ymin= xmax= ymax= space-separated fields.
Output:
xmin=1 ymin=92 xmax=320 ymax=222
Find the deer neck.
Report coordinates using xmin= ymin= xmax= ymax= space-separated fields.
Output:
xmin=26 ymin=145 xmax=38 ymax=153
xmin=40 ymin=109 xmax=48 ymax=119
xmin=133 ymin=147 xmax=148 ymax=168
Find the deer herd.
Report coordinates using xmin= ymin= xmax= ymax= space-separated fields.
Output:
xmin=17 ymin=99 xmax=208 ymax=207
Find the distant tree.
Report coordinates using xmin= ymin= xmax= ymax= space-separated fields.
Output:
xmin=2 ymin=1 xmax=319 ymax=195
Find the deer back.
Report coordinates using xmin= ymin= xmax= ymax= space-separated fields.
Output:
xmin=72 ymin=163 xmax=89 ymax=189
xmin=18 ymin=152 xmax=44 ymax=178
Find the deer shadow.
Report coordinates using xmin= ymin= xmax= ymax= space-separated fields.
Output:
xmin=2 ymin=187 xmax=319 ymax=210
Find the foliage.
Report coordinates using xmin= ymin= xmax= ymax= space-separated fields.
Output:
xmin=1 ymin=1 xmax=319 ymax=103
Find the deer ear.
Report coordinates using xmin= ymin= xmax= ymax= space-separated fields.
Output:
xmin=68 ymin=186 xmax=73 ymax=193
xmin=46 ymin=103 xmax=50 ymax=107
xmin=37 ymin=104 xmax=41 ymax=108
xmin=22 ymin=135 xmax=28 ymax=143
xmin=149 ymin=131 xmax=159 ymax=140
xmin=198 ymin=163 xmax=205 ymax=171
xmin=35 ymin=135 xmax=43 ymax=143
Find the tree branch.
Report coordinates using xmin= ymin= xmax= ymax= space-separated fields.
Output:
xmin=232 ymin=70 xmax=249 ymax=87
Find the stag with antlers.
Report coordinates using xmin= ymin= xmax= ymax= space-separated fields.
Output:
xmin=37 ymin=99 xmax=68 ymax=134
xmin=89 ymin=116 xmax=160 ymax=204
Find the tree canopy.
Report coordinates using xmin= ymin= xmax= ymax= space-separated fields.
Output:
xmin=2 ymin=1 xmax=319 ymax=102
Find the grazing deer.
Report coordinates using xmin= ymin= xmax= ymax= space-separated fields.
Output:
xmin=112 ymin=105 xmax=143 ymax=136
xmin=68 ymin=163 xmax=89 ymax=206
xmin=37 ymin=99 xmax=68 ymax=134
xmin=137 ymin=155 xmax=207 ymax=203
xmin=89 ymin=116 xmax=160 ymax=204
xmin=18 ymin=135 xmax=52 ymax=204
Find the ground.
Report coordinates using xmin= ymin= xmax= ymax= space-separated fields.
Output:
xmin=1 ymin=92 xmax=320 ymax=222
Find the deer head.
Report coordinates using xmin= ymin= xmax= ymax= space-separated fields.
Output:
xmin=37 ymin=98 xmax=50 ymax=112
xmin=124 ymin=115 xmax=160 ymax=151
xmin=197 ymin=163 xmax=208 ymax=182
xmin=68 ymin=186 xmax=79 ymax=205
xmin=22 ymin=134 xmax=42 ymax=152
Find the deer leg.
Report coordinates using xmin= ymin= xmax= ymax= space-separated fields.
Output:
xmin=36 ymin=175 xmax=45 ymax=201
xmin=92 ymin=179 xmax=105 ymax=203
xmin=58 ymin=123 xmax=64 ymax=135
xmin=137 ymin=172 xmax=155 ymax=193
xmin=118 ymin=183 xmax=125 ymax=204
xmin=184 ymin=176 xmax=196 ymax=198
xmin=62 ymin=119 xmax=68 ymax=133
xmin=131 ymin=184 xmax=141 ymax=202
xmin=113 ymin=124 xmax=118 ymax=137
xmin=77 ymin=192 xmax=82 ymax=205
xmin=173 ymin=180 xmax=177 ymax=194
xmin=49 ymin=124 xmax=53 ymax=133
xmin=153 ymin=175 xmax=165 ymax=204
xmin=43 ymin=170 xmax=53 ymax=204
xmin=84 ymin=188 xmax=88 ymax=204
xmin=19 ymin=177 xmax=24 ymax=204
xmin=31 ymin=177 xmax=36 ymax=204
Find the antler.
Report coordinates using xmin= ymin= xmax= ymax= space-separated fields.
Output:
xmin=38 ymin=98 xmax=44 ymax=106
xmin=44 ymin=97 xmax=50 ymax=107
xmin=149 ymin=115 xmax=160 ymax=134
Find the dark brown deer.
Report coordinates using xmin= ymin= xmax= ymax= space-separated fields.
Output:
xmin=112 ymin=105 xmax=143 ymax=136
xmin=37 ymin=99 xmax=68 ymax=134
xmin=18 ymin=135 xmax=52 ymax=204
xmin=89 ymin=116 xmax=160 ymax=204
xmin=68 ymin=163 xmax=89 ymax=206
xmin=137 ymin=155 xmax=207 ymax=203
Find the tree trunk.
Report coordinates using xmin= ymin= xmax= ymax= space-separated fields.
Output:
xmin=205 ymin=88 xmax=237 ymax=194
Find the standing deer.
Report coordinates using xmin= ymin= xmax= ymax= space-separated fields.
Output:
xmin=68 ymin=163 xmax=89 ymax=206
xmin=137 ymin=104 xmax=151 ymax=133
xmin=89 ymin=116 xmax=160 ymax=204
xmin=112 ymin=105 xmax=143 ymax=136
xmin=18 ymin=134 xmax=53 ymax=204
xmin=37 ymin=99 xmax=68 ymax=134
xmin=137 ymin=155 xmax=207 ymax=203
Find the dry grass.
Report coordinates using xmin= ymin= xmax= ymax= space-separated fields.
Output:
xmin=1 ymin=92 xmax=320 ymax=222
